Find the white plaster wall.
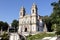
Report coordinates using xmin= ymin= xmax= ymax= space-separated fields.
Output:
xmin=19 ymin=19 xmax=23 ymax=25
xmin=31 ymin=17 xmax=36 ymax=23
xmin=9 ymin=33 xmax=20 ymax=40
xmin=28 ymin=25 xmax=31 ymax=32
xmin=18 ymin=26 xmax=21 ymax=33
xmin=34 ymin=17 xmax=36 ymax=23
xmin=31 ymin=25 xmax=36 ymax=32
xmin=31 ymin=17 xmax=34 ymax=23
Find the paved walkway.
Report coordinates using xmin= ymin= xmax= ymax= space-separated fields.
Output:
xmin=9 ymin=33 xmax=20 ymax=40
xmin=42 ymin=37 xmax=57 ymax=40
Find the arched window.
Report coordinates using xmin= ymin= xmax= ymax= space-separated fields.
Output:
xmin=33 ymin=10 xmax=34 ymax=13
xmin=20 ymin=12 xmax=22 ymax=15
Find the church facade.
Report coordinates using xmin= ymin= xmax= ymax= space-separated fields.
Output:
xmin=18 ymin=3 xmax=47 ymax=35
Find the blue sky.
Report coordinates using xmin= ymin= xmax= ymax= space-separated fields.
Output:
xmin=0 ymin=0 xmax=58 ymax=24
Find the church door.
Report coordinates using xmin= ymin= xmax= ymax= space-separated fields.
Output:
xmin=25 ymin=28 xmax=27 ymax=32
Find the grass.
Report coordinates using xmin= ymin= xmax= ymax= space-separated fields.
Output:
xmin=26 ymin=32 xmax=56 ymax=40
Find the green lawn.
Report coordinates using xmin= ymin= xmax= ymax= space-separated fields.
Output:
xmin=26 ymin=32 xmax=56 ymax=40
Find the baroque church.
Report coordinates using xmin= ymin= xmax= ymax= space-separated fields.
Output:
xmin=18 ymin=3 xmax=47 ymax=35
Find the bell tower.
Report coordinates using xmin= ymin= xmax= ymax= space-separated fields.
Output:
xmin=20 ymin=6 xmax=25 ymax=18
xmin=31 ymin=3 xmax=38 ymax=32
xmin=31 ymin=3 xmax=38 ymax=15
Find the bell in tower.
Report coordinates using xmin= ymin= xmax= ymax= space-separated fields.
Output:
xmin=31 ymin=3 xmax=38 ymax=16
xmin=20 ymin=6 xmax=25 ymax=18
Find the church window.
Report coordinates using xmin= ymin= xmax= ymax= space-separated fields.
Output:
xmin=33 ymin=10 xmax=34 ymax=13
xmin=20 ymin=12 xmax=22 ymax=15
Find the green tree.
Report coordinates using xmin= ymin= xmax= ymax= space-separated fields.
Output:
xmin=0 ymin=21 xmax=4 ymax=31
xmin=50 ymin=0 xmax=60 ymax=35
xmin=55 ymin=24 xmax=60 ymax=35
xmin=3 ymin=22 xmax=9 ymax=31
xmin=11 ymin=19 xmax=19 ymax=31
xmin=1 ymin=32 xmax=9 ymax=40
xmin=50 ymin=0 xmax=60 ymax=24
xmin=0 ymin=21 xmax=9 ymax=31
xmin=51 ymin=24 xmax=56 ymax=31
xmin=43 ymin=16 xmax=52 ymax=32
